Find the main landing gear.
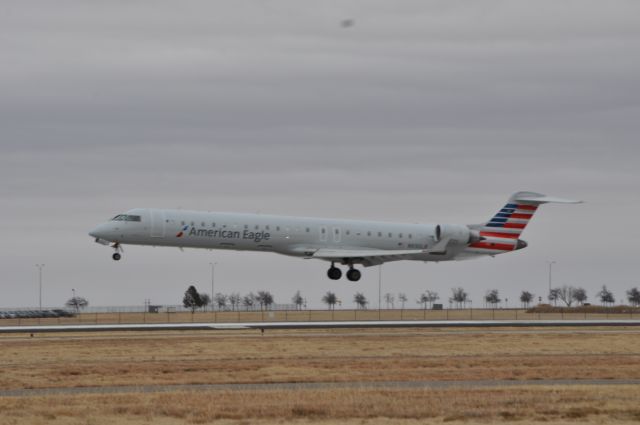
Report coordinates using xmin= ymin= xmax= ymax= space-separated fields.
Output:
xmin=111 ymin=243 xmax=123 ymax=261
xmin=327 ymin=263 xmax=361 ymax=282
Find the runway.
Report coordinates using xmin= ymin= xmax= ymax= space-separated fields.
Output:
xmin=1 ymin=319 xmax=640 ymax=333
xmin=2 ymin=378 xmax=639 ymax=398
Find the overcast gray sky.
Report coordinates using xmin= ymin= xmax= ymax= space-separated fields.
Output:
xmin=1 ymin=0 xmax=639 ymax=309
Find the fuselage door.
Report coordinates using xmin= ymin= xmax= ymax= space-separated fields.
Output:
xmin=150 ymin=209 xmax=165 ymax=238
xmin=320 ymin=226 xmax=328 ymax=242
xmin=332 ymin=227 xmax=341 ymax=243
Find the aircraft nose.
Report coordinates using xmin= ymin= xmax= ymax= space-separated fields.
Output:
xmin=89 ymin=224 xmax=106 ymax=239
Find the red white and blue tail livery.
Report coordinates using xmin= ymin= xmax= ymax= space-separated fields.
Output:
xmin=466 ymin=191 xmax=582 ymax=256
xmin=89 ymin=191 xmax=581 ymax=281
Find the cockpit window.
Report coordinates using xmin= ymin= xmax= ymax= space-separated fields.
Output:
xmin=111 ymin=214 xmax=141 ymax=222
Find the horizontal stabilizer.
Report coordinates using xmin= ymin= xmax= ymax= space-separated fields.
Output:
xmin=512 ymin=192 xmax=583 ymax=205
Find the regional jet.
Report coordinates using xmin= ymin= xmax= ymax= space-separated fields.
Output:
xmin=89 ymin=191 xmax=581 ymax=281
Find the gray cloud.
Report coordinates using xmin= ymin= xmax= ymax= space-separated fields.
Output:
xmin=1 ymin=0 xmax=639 ymax=309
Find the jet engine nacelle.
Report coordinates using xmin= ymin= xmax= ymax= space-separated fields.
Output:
xmin=435 ymin=224 xmax=483 ymax=245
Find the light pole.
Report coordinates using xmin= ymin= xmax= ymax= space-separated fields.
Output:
xmin=210 ymin=262 xmax=217 ymax=312
xmin=548 ymin=261 xmax=556 ymax=293
xmin=35 ymin=264 xmax=44 ymax=310
xmin=71 ymin=288 xmax=77 ymax=313
xmin=378 ymin=265 xmax=382 ymax=319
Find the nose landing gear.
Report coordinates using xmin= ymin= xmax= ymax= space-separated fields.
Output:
xmin=111 ymin=243 xmax=123 ymax=261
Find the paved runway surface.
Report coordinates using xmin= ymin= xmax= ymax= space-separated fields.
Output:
xmin=1 ymin=379 xmax=638 ymax=397
xmin=2 ymin=319 xmax=640 ymax=333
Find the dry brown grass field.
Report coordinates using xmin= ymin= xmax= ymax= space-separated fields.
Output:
xmin=1 ymin=327 xmax=639 ymax=424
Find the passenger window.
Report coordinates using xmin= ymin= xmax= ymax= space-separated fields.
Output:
xmin=244 ymin=225 xmax=248 ymax=229
xmin=190 ymin=222 xmax=195 ymax=226
xmin=276 ymin=226 xmax=280 ymax=231
xmin=255 ymin=225 xmax=259 ymax=230
xmin=266 ymin=225 xmax=270 ymax=230
xmin=322 ymin=228 xmax=326 ymax=234
xmin=408 ymin=234 xmax=412 ymax=239
xmin=399 ymin=233 xmax=403 ymax=238
xmin=201 ymin=222 xmax=205 ymax=227
xmin=378 ymin=232 xmax=382 ymax=237
xmin=181 ymin=221 xmax=185 ymax=226
xmin=388 ymin=232 xmax=392 ymax=238
xmin=367 ymin=231 xmax=371 ymax=236
xmin=306 ymin=227 xmax=310 ymax=232
xmin=346 ymin=230 xmax=350 ymax=235
xmin=212 ymin=223 xmax=216 ymax=228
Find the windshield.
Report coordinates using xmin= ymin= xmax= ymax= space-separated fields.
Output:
xmin=111 ymin=214 xmax=141 ymax=222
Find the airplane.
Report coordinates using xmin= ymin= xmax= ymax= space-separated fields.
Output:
xmin=89 ymin=191 xmax=581 ymax=281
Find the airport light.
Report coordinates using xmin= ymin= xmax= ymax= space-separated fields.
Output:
xmin=209 ymin=262 xmax=217 ymax=312
xmin=547 ymin=261 xmax=556 ymax=293
xmin=378 ymin=265 xmax=382 ymax=319
xmin=35 ymin=264 xmax=44 ymax=310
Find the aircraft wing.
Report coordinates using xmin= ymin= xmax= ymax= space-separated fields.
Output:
xmin=310 ymin=237 xmax=451 ymax=266
xmin=312 ymin=248 xmax=429 ymax=267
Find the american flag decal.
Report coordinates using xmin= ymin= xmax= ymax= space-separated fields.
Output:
xmin=469 ymin=203 xmax=537 ymax=252
xmin=176 ymin=225 xmax=189 ymax=238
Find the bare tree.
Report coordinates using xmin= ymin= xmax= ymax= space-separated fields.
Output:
xmin=573 ymin=287 xmax=588 ymax=306
xmin=597 ymin=285 xmax=615 ymax=307
xmin=384 ymin=293 xmax=395 ymax=309
xmin=228 ymin=293 xmax=241 ymax=311
xmin=214 ymin=293 xmax=228 ymax=310
xmin=256 ymin=291 xmax=274 ymax=310
xmin=554 ymin=286 xmax=577 ymax=307
xmin=397 ymin=293 xmax=408 ymax=310
xmin=484 ymin=289 xmax=501 ymax=308
xmin=627 ymin=287 xmax=640 ymax=307
xmin=354 ymin=292 xmax=368 ymax=309
xmin=322 ymin=291 xmax=337 ymax=310
xmin=417 ymin=293 xmax=429 ymax=310
xmin=242 ymin=292 xmax=255 ymax=310
xmin=425 ymin=290 xmax=439 ymax=309
xmin=65 ymin=296 xmax=89 ymax=313
xmin=183 ymin=285 xmax=202 ymax=313
xmin=200 ymin=293 xmax=211 ymax=311
xmin=520 ymin=291 xmax=533 ymax=308
xmin=451 ymin=287 xmax=468 ymax=308
xmin=292 ymin=291 xmax=304 ymax=310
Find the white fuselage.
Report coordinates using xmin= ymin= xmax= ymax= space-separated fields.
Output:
xmin=89 ymin=208 xmax=483 ymax=264
xmin=89 ymin=192 xmax=578 ymax=280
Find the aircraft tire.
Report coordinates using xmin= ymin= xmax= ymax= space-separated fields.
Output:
xmin=327 ymin=267 xmax=342 ymax=280
xmin=112 ymin=252 xmax=121 ymax=261
xmin=346 ymin=268 xmax=361 ymax=282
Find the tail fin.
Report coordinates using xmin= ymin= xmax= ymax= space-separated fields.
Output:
xmin=471 ymin=191 xmax=582 ymax=252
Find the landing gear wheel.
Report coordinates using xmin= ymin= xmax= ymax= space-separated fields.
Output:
xmin=346 ymin=268 xmax=361 ymax=282
xmin=327 ymin=266 xmax=342 ymax=280
xmin=112 ymin=252 xmax=121 ymax=261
